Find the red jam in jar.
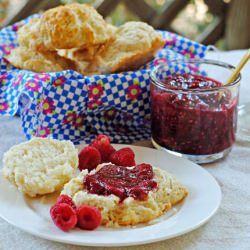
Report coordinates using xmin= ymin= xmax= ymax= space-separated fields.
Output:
xmin=151 ymin=74 xmax=238 ymax=155
xmin=84 ymin=164 xmax=157 ymax=201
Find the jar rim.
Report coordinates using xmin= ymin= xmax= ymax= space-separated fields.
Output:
xmin=150 ymin=59 xmax=241 ymax=93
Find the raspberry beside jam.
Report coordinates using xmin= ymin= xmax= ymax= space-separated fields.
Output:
xmin=84 ymin=164 xmax=157 ymax=201
xmin=151 ymin=74 xmax=238 ymax=155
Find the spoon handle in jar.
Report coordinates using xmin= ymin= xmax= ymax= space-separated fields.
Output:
xmin=225 ymin=49 xmax=250 ymax=85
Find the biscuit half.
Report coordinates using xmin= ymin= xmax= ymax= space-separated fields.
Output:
xmin=62 ymin=164 xmax=188 ymax=227
xmin=3 ymin=138 xmax=79 ymax=197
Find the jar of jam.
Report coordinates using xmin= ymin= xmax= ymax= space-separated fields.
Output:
xmin=150 ymin=59 xmax=241 ymax=163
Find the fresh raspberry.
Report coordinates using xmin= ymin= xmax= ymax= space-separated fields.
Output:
xmin=90 ymin=135 xmax=115 ymax=162
xmin=109 ymin=147 xmax=135 ymax=166
xmin=78 ymin=146 xmax=102 ymax=171
xmin=56 ymin=194 xmax=76 ymax=209
xmin=50 ymin=203 xmax=77 ymax=231
xmin=76 ymin=205 xmax=102 ymax=230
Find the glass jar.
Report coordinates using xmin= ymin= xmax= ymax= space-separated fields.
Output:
xmin=150 ymin=59 xmax=241 ymax=164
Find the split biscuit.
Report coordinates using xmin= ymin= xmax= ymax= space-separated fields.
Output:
xmin=62 ymin=163 xmax=188 ymax=227
xmin=3 ymin=138 xmax=79 ymax=197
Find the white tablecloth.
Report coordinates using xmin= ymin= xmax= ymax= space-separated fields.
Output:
xmin=0 ymin=50 xmax=250 ymax=250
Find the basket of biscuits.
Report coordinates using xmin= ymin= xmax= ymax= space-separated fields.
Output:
xmin=0 ymin=3 xmax=207 ymax=144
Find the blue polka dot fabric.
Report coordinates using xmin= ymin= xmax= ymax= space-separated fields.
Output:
xmin=0 ymin=15 xmax=207 ymax=144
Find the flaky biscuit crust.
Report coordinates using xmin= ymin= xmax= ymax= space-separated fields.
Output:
xmin=17 ymin=18 xmax=45 ymax=51
xmin=39 ymin=3 xmax=114 ymax=50
xmin=5 ymin=47 xmax=75 ymax=72
xmin=84 ymin=21 xmax=165 ymax=75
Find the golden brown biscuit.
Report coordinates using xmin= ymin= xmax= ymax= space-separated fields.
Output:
xmin=56 ymin=25 xmax=117 ymax=61
xmin=17 ymin=18 xmax=45 ymax=51
xmin=5 ymin=47 xmax=75 ymax=73
xmin=39 ymin=3 xmax=114 ymax=50
xmin=85 ymin=21 xmax=165 ymax=75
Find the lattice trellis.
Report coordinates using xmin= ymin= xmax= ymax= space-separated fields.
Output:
xmin=96 ymin=0 xmax=229 ymax=45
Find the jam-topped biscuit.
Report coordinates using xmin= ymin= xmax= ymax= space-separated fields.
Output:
xmin=3 ymin=138 xmax=78 ymax=197
xmin=62 ymin=163 xmax=188 ymax=227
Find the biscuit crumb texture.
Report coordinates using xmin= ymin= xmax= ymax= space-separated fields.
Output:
xmin=3 ymin=138 xmax=78 ymax=197
xmin=62 ymin=165 xmax=188 ymax=227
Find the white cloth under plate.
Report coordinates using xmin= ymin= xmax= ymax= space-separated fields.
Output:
xmin=0 ymin=50 xmax=250 ymax=250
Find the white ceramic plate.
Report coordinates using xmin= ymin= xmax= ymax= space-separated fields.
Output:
xmin=0 ymin=144 xmax=221 ymax=247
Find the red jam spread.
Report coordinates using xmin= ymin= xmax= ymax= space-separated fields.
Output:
xmin=151 ymin=74 xmax=237 ymax=155
xmin=84 ymin=164 xmax=157 ymax=201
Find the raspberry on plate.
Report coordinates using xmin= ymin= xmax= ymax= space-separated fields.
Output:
xmin=78 ymin=146 xmax=102 ymax=171
xmin=76 ymin=205 xmax=102 ymax=230
xmin=90 ymin=135 xmax=115 ymax=162
xmin=109 ymin=147 xmax=135 ymax=166
xmin=56 ymin=194 xmax=76 ymax=209
xmin=50 ymin=203 xmax=77 ymax=231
